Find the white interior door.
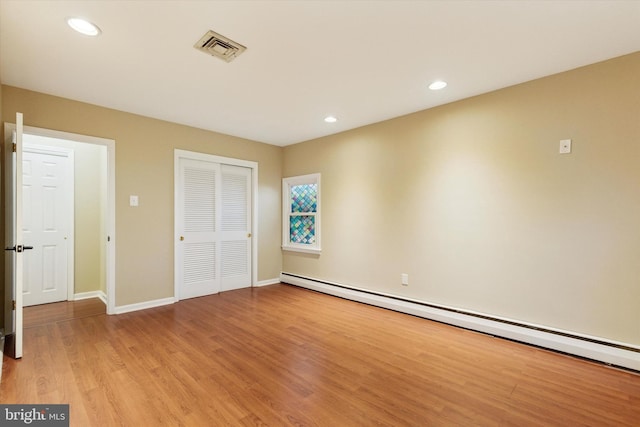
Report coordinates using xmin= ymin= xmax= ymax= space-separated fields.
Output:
xmin=176 ymin=158 xmax=221 ymax=299
xmin=220 ymin=164 xmax=252 ymax=291
xmin=4 ymin=113 xmax=25 ymax=358
xmin=22 ymin=147 xmax=71 ymax=306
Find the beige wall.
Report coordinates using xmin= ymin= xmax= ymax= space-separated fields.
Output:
xmin=283 ymin=52 xmax=640 ymax=345
xmin=2 ymin=86 xmax=283 ymax=307
xmin=2 ymin=52 xmax=638 ymax=346
xmin=23 ymin=134 xmax=107 ymax=295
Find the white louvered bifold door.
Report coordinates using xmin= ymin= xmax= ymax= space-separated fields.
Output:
xmin=220 ymin=164 xmax=252 ymax=291
xmin=177 ymin=158 xmax=221 ymax=299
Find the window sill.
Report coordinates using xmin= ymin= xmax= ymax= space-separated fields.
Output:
xmin=282 ymin=245 xmax=322 ymax=255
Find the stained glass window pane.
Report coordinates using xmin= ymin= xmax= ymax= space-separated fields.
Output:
xmin=290 ymin=184 xmax=317 ymax=213
xmin=290 ymin=215 xmax=315 ymax=244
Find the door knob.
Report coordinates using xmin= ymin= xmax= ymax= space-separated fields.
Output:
xmin=180 ymin=236 xmax=184 ymax=241
xmin=5 ymin=245 xmax=33 ymax=253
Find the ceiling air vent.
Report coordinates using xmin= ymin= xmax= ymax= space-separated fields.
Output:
xmin=194 ymin=30 xmax=246 ymax=63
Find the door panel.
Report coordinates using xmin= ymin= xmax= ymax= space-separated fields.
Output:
xmin=22 ymin=150 xmax=69 ymax=306
xmin=4 ymin=113 xmax=24 ymax=358
xmin=220 ymin=164 xmax=252 ymax=291
xmin=177 ymin=158 xmax=221 ymax=299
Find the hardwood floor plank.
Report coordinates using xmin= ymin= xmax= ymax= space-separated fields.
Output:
xmin=2 ymin=284 xmax=640 ymax=426
xmin=23 ymin=298 xmax=106 ymax=329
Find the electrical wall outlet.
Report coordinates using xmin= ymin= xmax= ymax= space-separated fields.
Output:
xmin=559 ymin=139 xmax=572 ymax=154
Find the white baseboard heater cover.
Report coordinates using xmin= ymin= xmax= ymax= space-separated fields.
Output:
xmin=280 ymin=272 xmax=640 ymax=372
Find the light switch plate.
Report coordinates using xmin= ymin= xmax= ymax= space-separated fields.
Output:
xmin=129 ymin=195 xmax=139 ymax=207
xmin=559 ymin=139 xmax=572 ymax=154
xmin=401 ymin=273 xmax=409 ymax=286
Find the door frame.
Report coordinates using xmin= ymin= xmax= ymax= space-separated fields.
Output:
xmin=22 ymin=142 xmax=75 ymax=303
xmin=173 ymin=149 xmax=258 ymax=301
xmin=5 ymin=123 xmax=116 ymax=315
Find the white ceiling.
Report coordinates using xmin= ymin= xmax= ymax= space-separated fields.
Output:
xmin=1 ymin=1 xmax=639 ymax=146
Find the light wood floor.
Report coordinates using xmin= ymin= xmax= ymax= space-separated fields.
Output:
xmin=23 ymin=297 xmax=106 ymax=329
xmin=1 ymin=284 xmax=639 ymax=426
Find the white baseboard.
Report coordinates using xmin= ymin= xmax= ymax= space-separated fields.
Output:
xmin=113 ymin=297 xmax=176 ymax=315
xmin=255 ymin=278 xmax=280 ymax=287
xmin=74 ymin=290 xmax=107 ymax=304
xmin=280 ymin=272 xmax=640 ymax=372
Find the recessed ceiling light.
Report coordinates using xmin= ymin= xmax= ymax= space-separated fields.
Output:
xmin=67 ymin=17 xmax=101 ymax=36
xmin=428 ymin=80 xmax=447 ymax=91
xmin=324 ymin=116 xmax=337 ymax=123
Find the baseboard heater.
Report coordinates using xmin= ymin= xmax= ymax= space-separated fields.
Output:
xmin=280 ymin=272 xmax=640 ymax=372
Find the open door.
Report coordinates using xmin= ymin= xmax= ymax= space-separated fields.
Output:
xmin=4 ymin=112 xmax=28 ymax=358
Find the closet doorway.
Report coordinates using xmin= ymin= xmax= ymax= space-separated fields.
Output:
xmin=174 ymin=150 xmax=258 ymax=300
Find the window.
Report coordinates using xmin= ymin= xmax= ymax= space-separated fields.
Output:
xmin=282 ymin=173 xmax=321 ymax=253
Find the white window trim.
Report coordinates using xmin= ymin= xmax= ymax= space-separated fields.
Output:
xmin=282 ymin=173 xmax=321 ymax=254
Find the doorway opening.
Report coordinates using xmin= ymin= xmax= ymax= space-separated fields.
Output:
xmin=16 ymin=125 xmax=116 ymax=315
xmin=23 ymin=134 xmax=107 ymax=309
